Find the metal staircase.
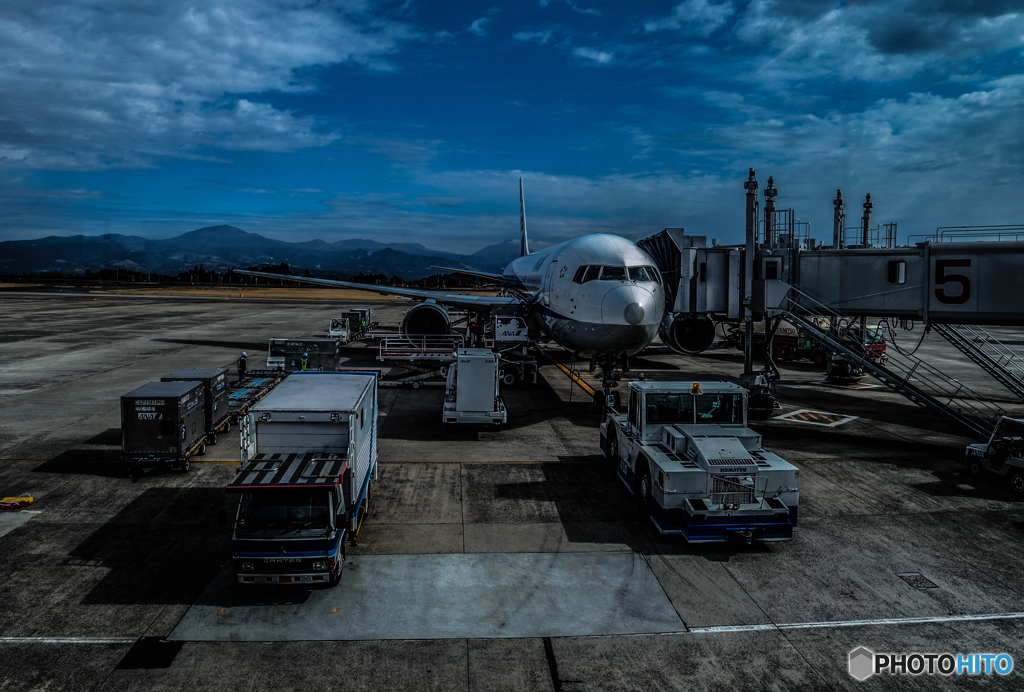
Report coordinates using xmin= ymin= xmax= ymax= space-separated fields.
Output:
xmin=931 ymin=324 xmax=1024 ymax=403
xmin=780 ymin=287 xmax=1004 ymax=441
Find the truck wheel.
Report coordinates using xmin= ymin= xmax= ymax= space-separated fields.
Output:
xmin=198 ymin=443 xmax=206 ymax=456
xmin=179 ymin=457 xmax=190 ymax=474
xmin=968 ymin=457 xmax=982 ymax=477
xmin=636 ymin=462 xmax=652 ymax=508
xmin=501 ymin=370 xmax=517 ymax=387
xmin=208 ymin=433 xmax=218 ymax=446
xmin=1010 ymin=471 xmax=1024 ymax=496
xmin=606 ymin=432 xmax=619 ymax=467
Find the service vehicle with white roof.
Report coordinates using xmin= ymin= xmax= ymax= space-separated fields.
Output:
xmin=230 ymin=371 xmax=377 ymax=585
xmin=600 ymin=380 xmax=799 ymax=542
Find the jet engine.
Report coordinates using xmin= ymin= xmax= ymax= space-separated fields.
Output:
xmin=659 ymin=313 xmax=717 ymax=355
xmin=402 ymin=301 xmax=452 ymax=335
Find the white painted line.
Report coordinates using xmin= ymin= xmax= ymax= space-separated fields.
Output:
xmin=689 ymin=611 xmax=1024 ymax=634
xmin=0 ymin=637 xmax=135 ymax=645
xmin=774 ymin=408 xmax=857 ymax=427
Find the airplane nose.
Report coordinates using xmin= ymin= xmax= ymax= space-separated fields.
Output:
xmin=624 ymin=302 xmax=644 ymax=325
xmin=602 ymin=284 xmax=656 ymax=326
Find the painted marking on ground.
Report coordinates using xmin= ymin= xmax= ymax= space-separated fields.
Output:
xmin=169 ymin=552 xmax=683 ymax=641
xmin=0 ymin=637 xmax=135 ymax=644
xmin=688 ymin=611 xmax=1024 ymax=634
xmin=775 ymin=408 xmax=857 ymax=427
xmin=808 ymin=380 xmax=880 ymax=390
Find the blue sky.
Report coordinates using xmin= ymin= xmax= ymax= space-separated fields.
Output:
xmin=1 ymin=0 xmax=1023 ymax=252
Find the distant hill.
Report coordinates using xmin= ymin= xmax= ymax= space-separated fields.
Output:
xmin=0 ymin=225 xmax=520 ymax=279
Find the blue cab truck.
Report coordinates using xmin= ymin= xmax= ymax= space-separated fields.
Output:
xmin=228 ymin=372 xmax=377 ymax=586
xmin=600 ymin=381 xmax=799 ymax=543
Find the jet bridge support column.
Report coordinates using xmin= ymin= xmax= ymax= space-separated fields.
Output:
xmin=742 ymin=169 xmax=758 ymax=380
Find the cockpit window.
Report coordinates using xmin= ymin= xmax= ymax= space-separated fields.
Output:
xmin=583 ymin=265 xmax=600 ymax=283
xmin=600 ymin=266 xmax=627 ymax=281
xmin=627 ymin=266 xmax=653 ymax=282
xmin=572 ymin=266 xmax=587 ymax=284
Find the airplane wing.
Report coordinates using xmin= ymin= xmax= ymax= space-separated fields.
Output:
xmin=233 ymin=270 xmax=520 ymax=310
xmin=428 ymin=266 xmax=508 ymax=283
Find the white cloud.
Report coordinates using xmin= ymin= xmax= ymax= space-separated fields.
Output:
xmin=468 ymin=17 xmax=492 ymax=37
xmin=573 ymin=47 xmax=614 ymax=64
xmin=514 ymin=30 xmax=553 ymax=45
xmin=735 ymin=0 xmax=1024 ymax=84
xmin=645 ymin=0 xmax=734 ymax=36
xmin=0 ymin=0 xmax=416 ymax=170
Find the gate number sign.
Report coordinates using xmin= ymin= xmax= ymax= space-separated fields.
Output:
xmin=934 ymin=258 xmax=971 ymax=305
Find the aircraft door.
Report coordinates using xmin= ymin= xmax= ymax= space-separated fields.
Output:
xmin=543 ymin=260 xmax=559 ymax=306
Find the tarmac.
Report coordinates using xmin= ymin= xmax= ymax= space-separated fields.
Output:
xmin=1 ymin=289 xmax=1024 ymax=691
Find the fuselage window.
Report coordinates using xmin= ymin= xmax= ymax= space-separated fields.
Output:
xmin=583 ymin=265 xmax=601 ymax=283
xmin=572 ymin=266 xmax=587 ymax=284
xmin=600 ymin=266 xmax=627 ymax=281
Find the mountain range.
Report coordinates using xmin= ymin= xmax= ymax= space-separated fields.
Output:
xmin=0 ymin=225 xmax=520 ymax=280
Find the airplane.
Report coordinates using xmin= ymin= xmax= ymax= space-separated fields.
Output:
xmin=236 ymin=178 xmax=665 ymax=401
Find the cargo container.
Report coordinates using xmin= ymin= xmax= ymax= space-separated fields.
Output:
xmin=161 ymin=367 xmax=230 ymax=440
xmin=266 ymin=337 xmax=341 ymax=372
xmin=231 ymin=372 xmax=378 ymax=585
xmin=121 ymin=380 xmax=207 ymax=475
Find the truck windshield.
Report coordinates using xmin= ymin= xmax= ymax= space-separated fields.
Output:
xmin=864 ymin=328 xmax=885 ymax=344
xmin=239 ymin=490 xmax=331 ymax=532
xmin=695 ymin=394 xmax=745 ymax=424
xmin=645 ymin=393 xmax=695 ymax=424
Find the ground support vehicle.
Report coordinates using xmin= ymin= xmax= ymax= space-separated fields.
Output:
xmin=966 ymin=416 xmax=1024 ymax=495
xmin=491 ymin=315 xmax=537 ymax=387
xmin=328 ymin=317 xmax=351 ymax=344
xmin=121 ymin=380 xmax=207 ymax=476
xmin=443 ymin=348 xmax=507 ymax=427
xmin=266 ymin=337 xmax=341 ymax=372
xmin=497 ymin=346 xmax=538 ymax=387
xmin=161 ymin=367 xmax=231 ymax=443
xmin=234 ymin=372 xmax=377 ymax=585
xmin=600 ymin=381 xmax=799 ymax=542
xmin=227 ymin=375 xmax=284 ymax=420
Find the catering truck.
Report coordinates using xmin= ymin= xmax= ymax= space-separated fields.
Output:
xmin=442 ymin=348 xmax=507 ymax=427
xmin=600 ymin=381 xmax=799 ymax=542
xmin=230 ymin=372 xmax=378 ymax=585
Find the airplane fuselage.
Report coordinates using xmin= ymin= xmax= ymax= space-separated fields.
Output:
xmin=503 ymin=234 xmax=665 ymax=357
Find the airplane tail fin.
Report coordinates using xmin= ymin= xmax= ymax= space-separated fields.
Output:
xmin=519 ymin=176 xmax=530 ymax=257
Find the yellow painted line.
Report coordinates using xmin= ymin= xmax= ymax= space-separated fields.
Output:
xmin=554 ymin=362 xmax=597 ymax=397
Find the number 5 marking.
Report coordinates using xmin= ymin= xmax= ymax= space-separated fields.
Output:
xmin=934 ymin=258 xmax=971 ymax=305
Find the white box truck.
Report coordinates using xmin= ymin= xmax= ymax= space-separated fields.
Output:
xmin=230 ymin=372 xmax=378 ymax=585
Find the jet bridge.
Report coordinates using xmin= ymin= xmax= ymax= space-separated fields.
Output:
xmin=641 ymin=171 xmax=1024 ymax=439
